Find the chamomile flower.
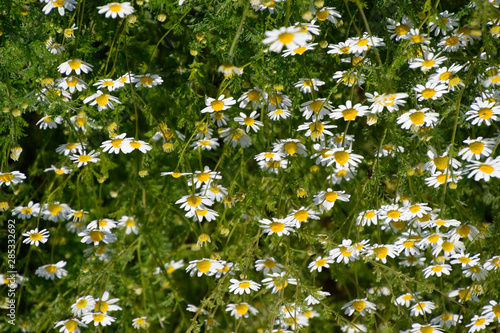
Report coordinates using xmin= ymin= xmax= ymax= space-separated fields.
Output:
xmin=448 ymin=224 xmax=480 ymax=242
xmin=259 ymin=218 xmax=295 ymax=236
xmin=395 ymin=292 xmax=420 ymax=307
xmin=12 ymin=201 xmax=41 ymax=219
xmin=186 ymin=258 xmax=225 ymax=277
xmin=37 ymin=115 xmax=63 ymax=130
xmin=466 ymin=315 xmax=493 ymax=332
xmin=58 ymin=59 xmax=93 ymax=75
xmin=70 ymin=149 xmax=100 ymax=168
xmin=425 ymin=171 xmax=462 ymax=188
xmin=410 ymin=323 xmax=443 ymax=333
xmin=40 ymin=202 xmax=71 ymax=222
xmin=408 ymin=29 xmax=431 ymax=45
xmin=422 ymin=264 xmax=452 ymax=278
xmin=330 ymin=100 xmax=369 ymax=121
xmin=481 ymin=300 xmax=500 ymax=322
xmin=35 ymin=261 xmax=68 ymax=280
xmin=484 ymin=255 xmax=500 ymax=271
xmin=176 ymin=194 xmax=213 ymax=214
xmin=356 ymin=210 xmax=378 ymax=226
xmin=285 ymin=207 xmax=320 ymax=227
xmin=133 ymin=74 xmax=163 ymax=88
xmin=255 ymin=257 xmax=284 ymax=275
xmin=409 ymin=51 xmax=447 ymax=72
xmin=54 ymin=318 xmax=87 ymax=333
xmin=305 ymin=291 xmax=331 ymax=305
xmin=387 ymin=16 xmax=414 ymax=41
xmin=313 ymin=188 xmax=350 ymax=211
xmin=301 ymin=98 xmax=332 ymax=120
xmin=365 ymin=92 xmax=409 ymax=113
xmin=347 ymin=33 xmax=385 ymax=55
xmin=22 ymin=228 xmax=49 ymax=246
xmin=329 ymin=239 xmax=359 ymax=264
xmin=308 ymin=256 xmax=334 ymax=272
xmin=431 ymin=313 xmax=462 ymax=328
xmin=282 ymin=42 xmax=317 ymax=57
xmin=424 ymin=146 xmax=461 ymax=173
xmin=341 ymin=298 xmax=377 ymax=316
xmin=202 ymin=94 xmax=236 ymax=113
xmin=83 ymin=90 xmax=121 ymax=111
xmin=261 ymin=272 xmax=297 ymax=294
xmin=234 ymin=111 xmax=264 ymax=133
xmin=188 ymin=166 xmax=222 ymax=189
xmin=185 ymin=207 xmax=219 ymax=222
xmin=97 ymin=2 xmax=134 ymax=19
xmin=225 ymin=302 xmax=258 ymax=319
xmin=117 ymin=215 xmax=139 ymax=235
xmin=414 ymin=82 xmax=448 ymax=101
xmin=46 ymin=39 xmax=66 ymax=54
xmin=71 ymin=295 xmax=96 ymax=317
xmin=132 ymin=317 xmax=149 ymax=329
xmin=298 ymin=118 xmax=338 ymax=141
xmin=129 ymin=140 xmax=152 ymax=153
xmin=438 ymin=34 xmax=466 ymax=52
xmin=43 ymin=0 xmax=77 ymax=16
xmin=263 ymin=26 xmax=310 ymax=53
xmin=93 ymin=78 xmax=124 ymax=92
xmin=267 ymin=92 xmax=292 ymax=111
xmin=428 ymin=10 xmax=458 ymax=36
xmin=463 ymin=264 xmax=488 ymax=281
xmin=228 ymin=279 xmax=261 ymax=295
xmin=370 ymin=244 xmax=400 ymax=263
xmin=450 ymin=251 xmax=481 ymax=267
xmin=327 ymin=41 xmax=354 ymax=55
xmin=410 ymin=301 xmax=436 ymax=316
xmin=220 ymin=127 xmax=251 ymax=148
xmin=397 ymin=108 xmax=439 ymax=129
xmin=322 ymin=147 xmax=364 ymax=169
xmin=465 ymin=158 xmax=500 ymax=181
xmin=310 ymin=6 xmax=341 ymax=24
xmin=341 ymin=323 xmax=367 ymax=333
xmin=466 ymin=98 xmax=500 ymax=126
xmin=56 ymin=143 xmax=84 ymax=157
xmin=81 ymin=313 xmax=115 ymax=327
xmin=268 ymin=107 xmax=291 ymax=121
xmin=101 ymin=133 xmax=133 ymax=154
xmin=64 ymin=24 xmax=78 ymax=38
xmin=458 ymin=137 xmax=495 ymax=161
xmin=294 ymin=78 xmax=325 ymax=94
xmin=0 ymin=171 xmax=25 ymax=187
xmin=191 ymin=138 xmax=220 ymax=151
xmin=56 ymin=76 xmax=88 ymax=93
xmin=238 ymin=87 xmax=267 ymax=109
xmin=333 ymin=70 xmax=366 ymax=87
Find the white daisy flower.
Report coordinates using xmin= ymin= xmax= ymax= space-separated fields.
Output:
xmin=22 ymin=228 xmax=49 ymax=246
xmin=308 ymin=256 xmax=334 ymax=272
xmin=12 ymin=201 xmax=41 ymax=219
xmin=261 ymin=272 xmax=297 ymax=294
xmin=93 ymin=78 xmax=124 ymax=92
xmin=465 ymin=158 xmax=500 ymax=181
xmin=58 ymin=59 xmax=93 ymax=75
xmin=397 ymin=108 xmax=439 ymax=129
xmin=54 ymin=318 xmax=87 ymax=333
xmin=71 ymin=295 xmax=96 ymax=317
xmin=294 ymin=78 xmax=325 ymax=94
xmin=133 ymin=74 xmax=163 ymax=88
xmin=341 ymin=298 xmax=377 ymax=316
xmin=101 ymin=133 xmax=133 ymax=154
xmin=458 ymin=137 xmax=495 ymax=161
xmin=83 ymin=90 xmax=121 ymax=111
xmin=117 ymin=215 xmax=139 ymax=234
xmin=466 ymin=315 xmax=494 ymax=332
xmin=313 ymin=188 xmax=350 ymax=211
xmin=36 ymin=115 xmax=63 ymax=130
xmin=262 ymin=26 xmax=310 ymax=53
xmin=255 ymin=257 xmax=284 ymax=275
xmin=81 ymin=313 xmax=116 ymax=327
xmin=234 ymin=111 xmax=264 ymax=133
xmin=78 ymin=228 xmax=117 ymax=245
xmin=465 ymin=97 xmax=500 ymax=126
xmin=97 ymin=2 xmax=134 ymax=19
xmin=414 ymin=81 xmax=448 ymax=101
xmin=238 ymin=87 xmax=267 ymax=109
xmin=282 ymin=42 xmax=317 ymax=57
xmin=225 ymin=302 xmax=258 ymax=319
xmin=285 ymin=206 xmax=320 ymax=228
xmin=330 ymin=100 xmax=370 ymax=121
xmin=43 ymin=0 xmax=77 ymax=16
xmin=35 ymin=261 xmax=68 ymax=280
xmin=40 ymin=202 xmax=71 ymax=222
xmin=201 ymin=94 xmax=236 ymax=113
xmin=422 ymin=264 xmax=452 ymax=278
xmin=410 ymin=301 xmax=436 ymax=316
xmin=228 ymin=279 xmax=261 ymax=295
xmin=259 ymin=218 xmax=295 ymax=236
xmin=268 ymin=107 xmax=291 ymax=121
xmin=70 ymin=149 xmax=100 ymax=168
xmin=185 ymin=258 xmax=225 ymax=277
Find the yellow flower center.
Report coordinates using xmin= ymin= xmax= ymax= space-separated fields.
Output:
xmin=65 ymin=320 xmax=78 ymax=332
xmin=140 ymin=76 xmax=154 ymax=86
xmin=95 ymin=94 xmax=109 ymax=107
xmin=49 ymin=204 xmax=62 ymax=216
xmin=478 ymin=108 xmax=492 ymax=119
xmin=458 ymin=257 xmax=471 ymax=264
xmin=403 ymin=240 xmax=415 ymax=248
xmin=294 ymin=46 xmax=307 ymax=54
xmin=470 ymin=265 xmax=481 ymax=273
xmin=446 ymin=36 xmax=459 ymax=46
xmin=422 ymin=60 xmax=435 ymax=68
xmin=278 ymin=32 xmax=294 ymax=45
xmin=410 ymin=35 xmax=424 ymax=44
xmin=196 ymin=172 xmax=210 ymax=182
xmin=187 ymin=195 xmax=202 ymax=207
xmin=469 ymin=141 xmax=484 ymax=154
xmin=270 ymin=222 xmax=285 ymax=233
xmin=136 ymin=318 xmax=145 ymax=324
xmin=432 ymin=265 xmax=443 ymax=272
xmin=68 ymin=60 xmax=81 ymax=69
xmin=441 ymin=241 xmax=454 ymax=252
xmin=315 ymin=259 xmax=327 ymax=267
xmin=475 ymin=318 xmax=485 ymax=326
xmin=428 ymin=234 xmax=439 ymax=243
xmin=433 ymin=156 xmax=449 ymax=170
xmin=315 ymin=9 xmax=329 ymax=21
xmin=111 ymin=138 xmax=123 ymax=148
xmin=364 ymin=211 xmax=375 ymax=219
xmin=244 ymin=117 xmax=254 ymax=126
xmin=196 ymin=260 xmax=211 ymax=273
xmin=421 ymin=88 xmax=436 ymax=99
xmin=387 ymin=210 xmax=401 ymax=219
xmin=247 ymin=90 xmax=259 ymax=101
xmin=90 ymin=230 xmax=104 ymax=242
xmin=0 ymin=173 xmax=14 ymax=182
xmin=93 ymin=314 xmax=105 ymax=322
xmin=211 ymin=100 xmax=224 ymax=112
xmin=458 ymin=289 xmax=471 ymax=301
xmin=21 ymin=207 xmax=33 ymax=215
xmin=479 ymin=164 xmax=494 ymax=174
xmin=284 ymin=142 xmax=298 ymax=155
xmin=457 ymin=225 xmax=470 ymax=237
xmin=45 ymin=265 xmax=57 ymax=273
xmin=269 ymin=94 xmax=282 ymax=105
xmin=352 ymin=300 xmax=366 ymax=311
xmin=342 ymin=108 xmax=357 ymax=120
xmin=294 ymin=210 xmax=308 ymax=222
xmin=29 ymin=233 xmax=42 ymax=241
xmin=239 ymin=282 xmax=250 ymax=289
xmin=357 ymin=39 xmax=369 ymax=47
xmin=324 ymin=191 xmax=338 ymax=202
xmin=493 ymin=304 xmax=500 ymax=317
xmin=374 ymin=246 xmax=388 ymax=259
xmin=126 ymin=219 xmax=135 ymax=227
xmin=77 ymin=299 xmax=87 ymax=308
xmin=264 ymin=259 xmax=275 ymax=268
xmin=334 ymin=151 xmax=349 ymax=165
xmin=66 ymin=77 xmax=79 ymax=87
xmin=109 ymin=4 xmax=122 ymax=12
xmin=395 ymin=24 xmax=410 ymax=35
xmin=392 ymin=221 xmax=405 ymax=230
xmin=130 ymin=141 xmax=142 ymax=149
xmin=78 ymin=155 xmax=92 ymax=163
xmin=420 ymin=327 xmax=434 ymax=333
xmin=230 ymin=129 xmax=244 ymax=140
xmin=402 ymin=295 xmax=412 ymax=301
xmin=340 ymin=246 xmax=352 ymax=257
xmin=273 ymin=278 xmax=288 ymax=289
xmin=94 ymin=301 xmax=109 ymax=313
xmin=235 ymin=304 xmax=249 ymax=315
